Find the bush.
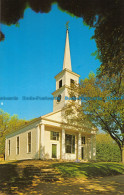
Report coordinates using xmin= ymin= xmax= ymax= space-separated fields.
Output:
xmin=96 ymin=133 xmax=121 ymax=162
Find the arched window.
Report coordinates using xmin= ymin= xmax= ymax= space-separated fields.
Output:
xmin=57 ymin=95 xmax=61 ymax=102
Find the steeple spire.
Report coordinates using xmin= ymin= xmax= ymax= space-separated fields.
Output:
xmin=63 ymin=22 xmax=72 ymax=71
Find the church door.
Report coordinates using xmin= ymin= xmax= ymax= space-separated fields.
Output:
xmin=52 ymin=144 xmax=57 ymax=158
xmin=81 ymin=147 xmax=84 ymax=159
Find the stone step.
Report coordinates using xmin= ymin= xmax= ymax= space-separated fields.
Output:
xmin=24 ymin=168 xmax=53 ymax=171
xmin=16 ymin=165 xmax=62 ymax=182
xmin=41 ymin=177 xmax=60 ymax=182
xmin=24 ymin=165 xmax=50 ymax=169
xmin=21 ymin=167 xmax=60 ymax=174
xmin=32 ymin=172 xmax=60 ymax=175
xmin=22 ymin=170 xmax=60 ymax=174
xmin=39 ymin=174 xmax=61 ymax=178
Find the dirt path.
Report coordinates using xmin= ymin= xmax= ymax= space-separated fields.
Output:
xmin=21 ymin=174 xmax=124 ymax=195
xmin=0 ymin=174 xmax=124 ymax=194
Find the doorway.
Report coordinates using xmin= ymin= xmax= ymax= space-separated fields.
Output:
xmin=52 ymin=144 xmax=57 ymax=158
xmin=81 ymin=147 xmax=84 ymax=159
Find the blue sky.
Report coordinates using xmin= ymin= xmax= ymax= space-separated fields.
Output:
xmin=0 ymin=4 xmax=100 ymax=120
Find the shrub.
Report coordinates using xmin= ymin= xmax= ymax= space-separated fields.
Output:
xmin=96 ymin=133 xmax=121 ymax=162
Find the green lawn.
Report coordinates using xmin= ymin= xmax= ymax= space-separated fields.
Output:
xmin=0 ymin=160 xmax=124 ymax=194
xmin=51 ymin=162 xmax=124 ymax=178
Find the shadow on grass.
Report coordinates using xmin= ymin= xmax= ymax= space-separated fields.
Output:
xmin=51 ymin=162 xmax=124 ymax=178
xmin=0 ymin=161 xmax=124 ymax=195
xmin=0 ymin=163 xmax=41 ymax=194
xmin=20 ymin=175 xmax=124 ymax=195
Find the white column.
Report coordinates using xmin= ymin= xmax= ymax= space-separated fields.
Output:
xmin=36 ymin=125 xmax=40 ymax=159
xmin=40 ymin=124 xmax=45 ymax=159
xmin=87 ymin=137 xmax=91 ymax=160
xmin=61 ymin=129 xmax=65 ymax=159
xmin=78 ymin=133 xmax=81 ymax=160
xmin=5 ymin=138 xmax=7 ymax=161
xmin=91 ymin=134 xmax=96 ymax=160
xmin=122 ymin=147 xmax=124 ymax=164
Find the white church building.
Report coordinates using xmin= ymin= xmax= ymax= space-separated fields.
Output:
xmin=5 ymin=28 xmax=96 ymax=161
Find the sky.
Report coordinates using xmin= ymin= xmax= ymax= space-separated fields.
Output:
xmin=0 ymin=4 xmax=100 ymax=120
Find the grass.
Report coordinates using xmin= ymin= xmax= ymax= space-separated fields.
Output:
xmin=51 ymin=162 xmax=124 ymax=178
xmin=0 ymin=160 xmax=54 ymax=194
xmin=0 ymin=160 xmax=124 ymax=194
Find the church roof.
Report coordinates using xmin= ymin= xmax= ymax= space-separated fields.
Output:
xmin=54 ymin=68 xmax=80 ymax=79
xmin=63 ymin=29 xmax=72 ymax=71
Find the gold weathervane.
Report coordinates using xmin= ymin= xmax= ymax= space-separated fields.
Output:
xmin=65 ymin=21 xmax=70 ymax=30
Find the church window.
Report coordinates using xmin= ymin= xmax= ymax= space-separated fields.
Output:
xmin=71 ymin=95 xmax=76 ymax=101
xmin=65 ymin=134 xmax=75 ymax=153
xmin=50 ymin=131 xmax=59 ymax=141
xmin=81 ymin=136 xmax=85 ymax=144
xmin=28 ymin=132 xmax=31 ymax=153
xmin=57 ymin=94 xmax=61 ymax=102
xmin=17 ymin=136 xmax=19 ymax=155
xmin=70 ymin=79 xmax=74 ymax=86
xmin=59 ymin=80 xmax=62 ymax=88
xmin=8 ymin=140 xmax=10 ymax=155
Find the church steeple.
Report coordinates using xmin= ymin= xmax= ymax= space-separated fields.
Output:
xmin=63 ymin=27 xmax=72 ymax=71
xmin=52 ymin=24 xmax=80 ymax=112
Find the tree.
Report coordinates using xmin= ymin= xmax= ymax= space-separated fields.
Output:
xmin=96 ymin=133 xmax=121 ymax=162
xmin=0 ymin=109 xmax=27 ymax=155
xmin=64 ymin=72 xmax=124 ymax=162
xmin=1 ymin=0 xmax=124 ymax=75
